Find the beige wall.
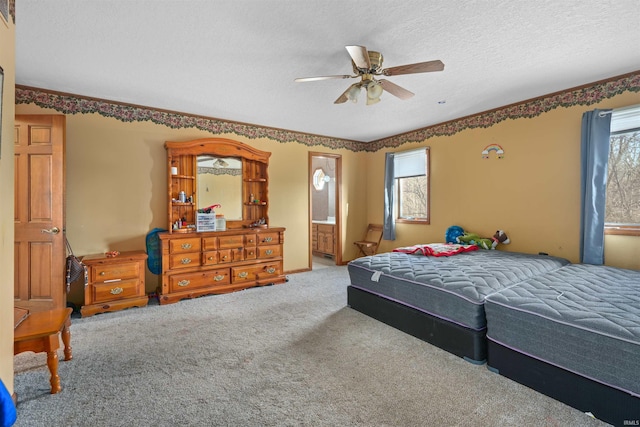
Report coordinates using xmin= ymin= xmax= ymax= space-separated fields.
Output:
xmin=367 ymin=91 xmax=640 ymax=269
xmin=0 ymin=14 xmax=15 ymax=394
xmin=13 ymin=105 xmax=367 ymax=306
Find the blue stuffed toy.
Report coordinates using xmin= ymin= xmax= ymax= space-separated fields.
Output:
xmin=0 ymin=378 xmax=16 ymax=427
xmin=445 ymin=225 xmax=465 ymax=244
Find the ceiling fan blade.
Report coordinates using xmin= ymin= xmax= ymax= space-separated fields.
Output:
xmin=382 ymin=60 xmax=444 ymax=76
xmin=378 ymin=79 xmax=414 ymax=100
xmin=295 ymin=75 xmax=354 ymax=82
xmin=334 ymin=84 xmax=356 ymax=104
xmin=345 ymin=45 xmax=371 ymax=70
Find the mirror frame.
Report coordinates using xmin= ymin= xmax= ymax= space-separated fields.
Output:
xmin=165 ymin=138 xmax=271 ymax=230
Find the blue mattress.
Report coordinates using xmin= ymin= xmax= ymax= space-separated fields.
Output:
xmin=485 ymin=263 xmax=640 ymax=396
xmin=347 ymin=250 xmax=570 ymax=331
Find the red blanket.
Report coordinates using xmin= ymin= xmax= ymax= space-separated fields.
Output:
xmin=393 ymin=243 xmax=478 ymax=257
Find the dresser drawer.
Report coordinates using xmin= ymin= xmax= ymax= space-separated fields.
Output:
xmin=169 ymin=252 xmax=202 ymax=269
xmin=245 ymin=247 xmax=257 ymax=260
xmin=169 ymin=269 xmax=230 ymax=293
xmin=169 ymin=237 xmax=201 ymax=254
xmin=257 ymin=244 xmax=281 ymax=259
xmin=202 ymin=237 xmax=218 ymax=251
xmin=232 ymin=262 xmax=282 ymax=283
xmin=92 ymin=261 xmax=140 ymax=282
xmin=258 ymin=232 xmax=280 ymax=245
xmin=244 ymin=234 xmax=257 ymax=246
xmin=91 ymin=279 xmax=140 ymax=303
xmin=218 ymin=248 xmax=244 ymax=264
xmin=218 ymin=235 xmax=244 ymax=249
xmin=202 ymin=250 xmax=219 ymax=265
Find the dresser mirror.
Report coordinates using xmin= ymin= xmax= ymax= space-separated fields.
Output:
xmin=166 ymin=138 xmax=271 ymax=232
xmin=196 ymin=156 xmax=243 ymax=220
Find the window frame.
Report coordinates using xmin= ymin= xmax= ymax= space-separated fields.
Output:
xmin=394 ymin=148 xmax=430 ymax=225
xmin=603 ymin=106 xmax=640 ymax=237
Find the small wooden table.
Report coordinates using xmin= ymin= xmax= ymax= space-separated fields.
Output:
xmin=14 ymin=308 xmax=73 ymax=394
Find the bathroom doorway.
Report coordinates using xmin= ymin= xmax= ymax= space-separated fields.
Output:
xmin=309 ymin=152 xmax=341 ymax=269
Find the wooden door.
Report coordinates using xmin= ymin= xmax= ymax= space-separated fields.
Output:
xmin=14 ymin=115 xmax=66 ymax=312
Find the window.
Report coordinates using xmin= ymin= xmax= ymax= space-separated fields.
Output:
xmin=394 ymin=148 xmax=430 ymax=223
xmin=605 ymin=105 xmax=640 ymax=236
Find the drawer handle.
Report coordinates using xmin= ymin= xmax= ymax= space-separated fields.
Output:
xmin=265 ymin=249 xmax=273 ymax=255
xmin=181 ymin=258 xmax=192 ymax=264
xmin=263 ymin=237 xmax=273 ymax=243
xmin=248 ymin=251 xmax=254 ymax=256
xmin=208 ymin=256 xmax=214 ymax=261
xmin=181 ymin=243 xmax=192 ymax=249
xmin=222 ymin=255 xmax=228 ymax=260
xmin=178 ymin=280 xmax=190 ymax=287
xmin=110 ymin=287 xmax=123 ymax=295
xmin=214 ymin=275 xmax=225 ymax=281
xmin=248 ymin=239 xmax=254 ymax=243
xmin=266 ymin=267 xmax=276 ymax=274
xmin=99 ymin=271 xmax=106 ymax=276
xmin=238 ymin=271 xmax=248 ymax=279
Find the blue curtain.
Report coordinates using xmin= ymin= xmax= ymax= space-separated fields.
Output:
xmin=580 ymin=109 xmax=611 ymax=264
xmin=383 ymin=152 xmax=396 ymax=240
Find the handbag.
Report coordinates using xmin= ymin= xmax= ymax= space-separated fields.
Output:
xmin=65 ymin=236 xmax=88 ymax=293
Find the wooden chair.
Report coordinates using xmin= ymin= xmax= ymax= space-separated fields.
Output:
xmin=354 ymin=224 xmax=384 ymax=257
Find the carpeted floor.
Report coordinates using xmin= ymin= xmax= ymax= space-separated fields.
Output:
xmin=13 ymin=264 xmax=609 ymax=426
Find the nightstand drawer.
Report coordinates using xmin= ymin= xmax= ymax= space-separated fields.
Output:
xmin=92 ymin=262 xmax=140 ymax=282
xmin=169 ymin=269 xmax=230 ymax=292
xmin=169 ymin=252 xmax=202 ymax=269
xmin=92 ymin=279 xmax=140 ymax=303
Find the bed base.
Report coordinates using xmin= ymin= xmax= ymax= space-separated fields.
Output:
xmin=487 ymin=340 xmax=640 ymax=427
xmin=347 ymin=285 xmax=486 ymax=364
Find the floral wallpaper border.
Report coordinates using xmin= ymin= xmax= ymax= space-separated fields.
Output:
xmin=16 ymin=71 xmax=640 ymax=153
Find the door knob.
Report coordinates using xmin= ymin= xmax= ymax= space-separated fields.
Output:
xmin=41 ymin=227 xmax=60 ymax=235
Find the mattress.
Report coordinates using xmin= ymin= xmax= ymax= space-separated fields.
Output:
xmin=485 ymin=263 xmax=640 ymax=396
xmin=347 ymin=250 xmax=570 ymax=331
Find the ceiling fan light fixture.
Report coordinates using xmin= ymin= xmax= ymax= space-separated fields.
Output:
xmin=347 ymin=85 xmax=361 ymax=103
xmin=366 ymin=81 xmax=383 ymax=105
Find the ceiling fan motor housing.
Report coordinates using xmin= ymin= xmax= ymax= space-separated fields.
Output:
xmin=352 ymin=51 xmax=384 ymax=74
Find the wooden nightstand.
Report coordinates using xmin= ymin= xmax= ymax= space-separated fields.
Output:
xmin=81 ymin=250 xmax=148 ymax=317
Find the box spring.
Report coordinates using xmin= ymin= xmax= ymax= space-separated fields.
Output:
xmin=485 ymin=263 xmax=640 ymax=426
xmin=348 ymin=286 xmax=487 ymax=363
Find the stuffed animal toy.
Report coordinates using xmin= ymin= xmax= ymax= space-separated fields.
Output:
xmin=445 ymin=225 xmax=465 ymax=244
xmin=456 ymin=229 xmax=510 ymax=250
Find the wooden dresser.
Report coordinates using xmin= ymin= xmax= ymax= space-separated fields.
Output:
xmin=160 ymin=138 xmax=286 ymax=305
xmin=80 ymin=250 xmax=148 ymax=317
xmin=158 ymin=228 xmax=286 ymax=304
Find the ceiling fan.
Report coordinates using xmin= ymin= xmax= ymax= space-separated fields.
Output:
xmin=295 ymin=45 xmax=444 ymax=105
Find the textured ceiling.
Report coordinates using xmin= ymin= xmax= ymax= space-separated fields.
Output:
xmin=14 ymin=1 xmax=640 ymax=142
